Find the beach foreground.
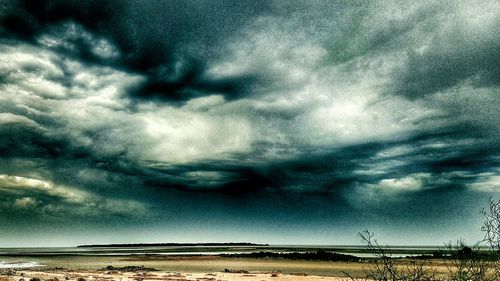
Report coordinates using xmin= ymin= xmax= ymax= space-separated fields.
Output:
xmin=0 ymin=269 xmax=350 ymax=281
xmin=0 ymin=255 xmax=372 ymax=277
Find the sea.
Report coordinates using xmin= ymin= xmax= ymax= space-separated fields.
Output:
xmin=0 ymin=244 xmax=446 ymax=269
xmin=0 ymin=261 xmax=42 ymax=269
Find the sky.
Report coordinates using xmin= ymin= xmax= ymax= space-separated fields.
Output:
xmin=0 ymin=0 xmax=499 ymax=247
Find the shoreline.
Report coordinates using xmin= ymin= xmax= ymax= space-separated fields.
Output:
xmin=0 ymin=268 xmax=352 ymax=281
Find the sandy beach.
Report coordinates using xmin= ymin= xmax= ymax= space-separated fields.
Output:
xmin=0 ymin=269 xmax=351 ymax=281
xmin=0 ymin=255 xmax=372 ymax=277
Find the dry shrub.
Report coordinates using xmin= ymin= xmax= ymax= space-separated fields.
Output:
xmin=344 ymin=230 xmax=437 ymax=281
xmin=345 ymin=198 xmax=500 ymax=281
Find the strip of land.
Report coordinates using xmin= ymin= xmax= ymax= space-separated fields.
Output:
xmin=77 ymin=243 xmax=269 ymax=248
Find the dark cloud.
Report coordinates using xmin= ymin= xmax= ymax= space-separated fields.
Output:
xmin=1 ymin=0 xmax=273 ymax=103
xmin=393 ymin=30 xmax=500 ymax=99
xmin=129 ymin=60 xmax=267 ymax=103
xmin=0 ymin=0 xmax=499 ymax=245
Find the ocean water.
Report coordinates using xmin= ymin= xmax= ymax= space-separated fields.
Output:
xmin=0 ymin=245 xmax=443 ymax=258
xmin=0 ymin=261 xmax=42 ymax=269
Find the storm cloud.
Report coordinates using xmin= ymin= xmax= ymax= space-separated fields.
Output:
xmin=0 ymin=0 xmax=499 ymax=246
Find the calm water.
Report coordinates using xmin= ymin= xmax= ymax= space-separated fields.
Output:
xmin=0 ymin=245 xmax=440 ymax=269
xmin=0 ymin=261 xmax=42 ymax=268
xmin=0 ymin=245 xmax=442 ymax=257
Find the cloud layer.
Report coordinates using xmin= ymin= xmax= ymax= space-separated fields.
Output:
xmin=0 ymin=0 xmax=499 ymax=245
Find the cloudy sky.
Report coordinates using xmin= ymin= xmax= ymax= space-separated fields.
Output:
xmin=0 ymin=0 xmax=499 ymax=247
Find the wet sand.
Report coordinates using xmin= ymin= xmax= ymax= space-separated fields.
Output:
xmin=0 ymin=256 xmax=369 ymax=277
xmin=0 ymin=255 xmax=453 ymax=280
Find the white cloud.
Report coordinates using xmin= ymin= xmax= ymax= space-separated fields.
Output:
xmin=344 ymin=173 xmax=436 ymax=208
xmin=0 ymin=45 xmax=67 ymax=99
xmin=183 ymin=95 xmax=226 ymax=111
xmin=0 ymin=113 xmax=42 ymax=128
xmin=139 ymin=107 xmax=253 ymax=164
xmin=14 ymin=197 xmax=38 ymax=209
xmin=375 ymin=145 xmax=414 ymax=159
xmin=0 ymin=174 xmax=146 ymax=217
xmin=37 ymin=22 xmax=120 ymax=60
xmin=469 ymin=171 xmax=500 ymax=192
xmin=376 ymin=173 xmax=432 ymax=192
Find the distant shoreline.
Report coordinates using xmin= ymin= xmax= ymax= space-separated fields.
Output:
xmin=77 ymin=242 xmax=270 ymax=248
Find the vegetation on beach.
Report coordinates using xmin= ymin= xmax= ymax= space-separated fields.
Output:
xmin=221 ymin=250 xmax=361 ymax=262
xmin=78 ymin=243 xmax=268 ymax=248
xmin=99 ymin=266 xmax=158 ymax=272
xmin=345 ymin=198 xmax=500 ymax=281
